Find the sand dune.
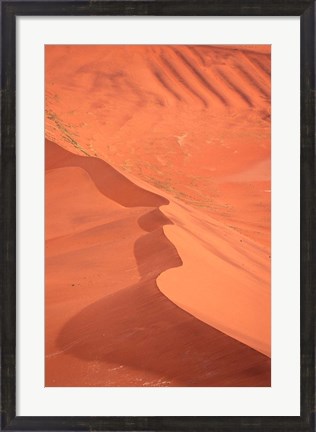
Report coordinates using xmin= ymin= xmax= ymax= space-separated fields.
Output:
xmin=46 ymin=139 xmax=270 ymax=386
xmin=158 ymin=201 xmax=270 ymax=357
xmin=45 ymin=45 xmax=271 ymax=386
xmin=46 ymin=45 xmax=270 ymax=247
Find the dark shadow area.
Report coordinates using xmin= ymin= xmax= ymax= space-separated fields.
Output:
xmin=56 ymin=276 xmax=270 ymax=387
xmin=46 ymin=139 xmax=168 ymax=207
xmin=56 ymin=209 xmax=270 ymax=387
xmin=137 ymin=208 xmax=172 ymax=232
xmin=134 ymin=227 xmax=182 ymax=281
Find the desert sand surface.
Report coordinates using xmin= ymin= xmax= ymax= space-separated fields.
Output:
xmin=45 ymin=45 xmax=271 ymax=386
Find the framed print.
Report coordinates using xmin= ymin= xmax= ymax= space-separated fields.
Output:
xmin=1 ymin=1 xmax=315 ymax=431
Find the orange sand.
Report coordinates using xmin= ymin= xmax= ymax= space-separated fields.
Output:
xmin=45 ymin=45 xmax=271 ymax=386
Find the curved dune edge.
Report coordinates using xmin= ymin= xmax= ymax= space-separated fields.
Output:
xmin=157 ymin=201 xmax=270 ymax=357
xmin=46 ymin=138 xmax=270 ymax=358
xmin=46 ymin=140 xmax=270 ymax=386
xmin=104 ymin=159 xmax=271 ymax=357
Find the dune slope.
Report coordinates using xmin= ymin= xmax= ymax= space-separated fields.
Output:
xmin=45 ymin=140 xmax=270 ymax=386
xmin=45 ymin=45 xmax=271 ymax=386
xmin=158 ymin=200 xmax=270 ymax=357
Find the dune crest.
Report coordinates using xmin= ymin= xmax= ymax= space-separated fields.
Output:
xmin=46 ymin=139 xmax=270 ymax=386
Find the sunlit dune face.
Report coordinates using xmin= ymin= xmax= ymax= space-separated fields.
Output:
xmin=45 ymin=45 xmax=271 ymax=387
xmin=46 ymin=140 xmax=270 ymax=387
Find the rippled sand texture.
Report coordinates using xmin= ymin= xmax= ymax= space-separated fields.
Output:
xmin=45 ymin=45 xmax=271 ymax=386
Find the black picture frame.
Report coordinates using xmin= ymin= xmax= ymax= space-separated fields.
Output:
xmin=1 ymin=1 xmax=315 ymax=431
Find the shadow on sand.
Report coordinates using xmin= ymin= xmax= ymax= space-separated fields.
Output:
xmin=48 ymin=139 xmax=270 ymax=386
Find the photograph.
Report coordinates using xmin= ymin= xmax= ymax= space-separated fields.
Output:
xmin=1 ymin=0 xmax=315 ymax=429
xmin=45 ymin=44 xmax=271 ymax=387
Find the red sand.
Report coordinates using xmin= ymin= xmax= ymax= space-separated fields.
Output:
xmin=45 ymin=45 xmax=271 ymax=386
